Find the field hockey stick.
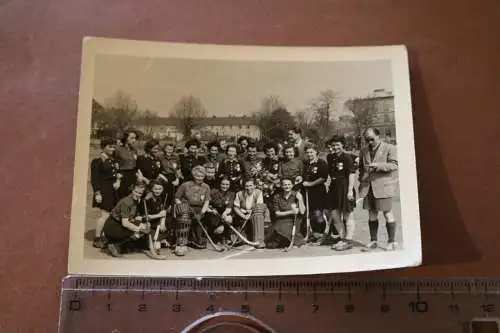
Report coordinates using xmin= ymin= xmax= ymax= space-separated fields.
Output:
xmin=323 ymin=212 xmax=330 ymax=236
xmin=304 ymin=189 xmax=311 ymax=241
xmin=284 ymin=205 xmax=298 ymax=252
xmin=143 ymin=201 xmax=166 ymax=260
xmin=227 ymin=210 xmax=253 ymax=250
xmin=226 ymin=223 xmax=260 ymax=247
xmin=195 ymin=215 xmax=224 ymax=252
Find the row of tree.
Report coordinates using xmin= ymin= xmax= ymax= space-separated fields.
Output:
xmin=91 ymin=90 xmax=380 ymax=145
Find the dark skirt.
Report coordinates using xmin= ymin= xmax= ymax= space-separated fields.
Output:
xmin=328 ymin=179 xmax=355 ymax=213
xmin=273 ymin=216 xmax=304 ymax=241
xmin=303 ymin=185 xmax=327 ymax=211
xmin=266 ymin=216 xmax=305 ymax=248
xmin=92 ymin=181 xmax=119 ymax=212
xmin=103 ymin=216 xmax=134 ymax=243
xmin=118 ymin=169 xmax=137 ymax=199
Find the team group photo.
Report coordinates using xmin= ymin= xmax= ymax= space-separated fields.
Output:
xmin=79 ymin=52 xmax=403 ymax=262
xmin=68 ymin=40 xmax=422 ymax=276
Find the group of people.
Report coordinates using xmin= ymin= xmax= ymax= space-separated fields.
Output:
xmin=89 ymin=126 xmax=399 ymax=259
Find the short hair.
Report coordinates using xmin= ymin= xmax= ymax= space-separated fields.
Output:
xmin=219 ymin=176 xmax=231 ymax=184
xmin=207 ymin=141 xmax=219 ymax=150
xmin=242 ymin=177 xmax=255 ymax=185
xmin=226 ymin=144 xmax=238 ymax=153
xmin=364 ymin=128 xmax=380 ymax=136
xmin=247 ymin=142 xmax=258 ymax=150
xmin=304 ymin=142 xmax=318 ymax=152
xmin=132 ymin=181 xmax=147 ymax=192
xmin=326 ymin=135 xmax=346 ymax=146
xmin=237 ymin=136 xmax=249 ymax=144
xmin=149 ymin=179 xmax=164 ymax=189
xmin=263 ymin=142 xmax=277 ymax=152
xmin=163 ymin=142 xmax=175 ymax=149
xmin=185 ymin=139 xmax=200 ymax=149
xmin=191 ymin=165 xmax=206 ymax=177
xmin=121 ymin=130 xmax=137 ymax=145
xmin=288 ymin=126 xmax=301 ymax=135
xmin=144 ymin=139 xmax=160 ymax=153
xmin=100 ymin=137 xmax=115 ymax=150
xmin=280 ymin=177 xmax=293 ymax=184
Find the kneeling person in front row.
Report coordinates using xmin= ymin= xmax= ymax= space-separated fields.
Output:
xmin=173 ymin=165 xmax=211 ymax=256
xmin=205 ymin=177 xmax=236 ymax=245
xmin=140 ymin=180 xmax=170 ymax=254
xmin=103 ymin=183 xmax=160 ymax=257
xmin=266 ymin=178 xmax=306 ymax=248
xmin=233 ymin=178 xmax=266 ymax=249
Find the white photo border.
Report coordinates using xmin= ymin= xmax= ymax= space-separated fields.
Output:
xmin=68 ymin=37 xmax=421 ymax=276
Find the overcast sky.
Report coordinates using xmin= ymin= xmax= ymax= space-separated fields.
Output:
xmin=93 ymin=55 xmax=392 ymax=118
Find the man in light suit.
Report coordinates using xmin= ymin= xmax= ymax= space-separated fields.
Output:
xmin=358 ymin=128 xmax=399 ymax=250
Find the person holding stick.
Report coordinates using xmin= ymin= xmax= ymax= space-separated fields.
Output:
xmin=102 ymin=183 xmax=155 ymax=258
xmin=140 ymin=180 xmax=170 ymax=254
xmin=173 ymin=165 xmax=211 ymax=256
xmin=301 ymin=143 xmax=329 ymax=242
xmin=205 ymin=177 xmax=235 ymax=245
xmin=266 ymin=178 xmax=306 ymax=249
xmin=233 ymin=178 xmax=267 ymax=249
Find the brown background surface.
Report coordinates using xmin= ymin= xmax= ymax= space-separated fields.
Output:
xmin=1 ymin=0 xmax=499 ymax=332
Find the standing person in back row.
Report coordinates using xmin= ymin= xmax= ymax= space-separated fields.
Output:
xmin=179 ymin=139 xmax=206 ymax=183
xmin=115 ymin=130 xmax=139 ymax=199
xmin=287 ymin=127 xmax=307 ymax=160
xmin=358 ymin=128 xmax=399 ymax=251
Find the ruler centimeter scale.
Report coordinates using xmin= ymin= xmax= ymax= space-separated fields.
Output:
xmin=59 ymin=276 xmax=500 ymax=333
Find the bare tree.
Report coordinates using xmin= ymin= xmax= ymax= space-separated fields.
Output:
xmin=308 ymin=90 xmax=339 ymax=144
xmin=170 ymin=95 xmax=207 ymax=139
xmin=344 ymin=97 xmax=377 ymax=138
xmin=260 ymin=95 xmax=284 ymax=115
xmin=103 ymin=90 xmax=139 ymax=132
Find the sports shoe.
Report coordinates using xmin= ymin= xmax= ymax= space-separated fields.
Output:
xmin=174 ymin=245 xmax=188 ymax=256
xmin=385 ymin=242 xmax=399 ymax=251
xmin=366 ymin=241 xmax=378 ymax=249
xmin=92 ymin=237 xmax=107 ymax=249
xmin=332 ymin=240 xmax=352 ymax=251
xmin=107 ymin=243 xmax=123 ymax=258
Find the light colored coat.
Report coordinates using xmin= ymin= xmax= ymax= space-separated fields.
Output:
xmin=358 ymin=142 xmax=398 ymax=199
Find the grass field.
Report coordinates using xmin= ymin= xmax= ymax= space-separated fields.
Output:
xmin=83 ymin=144 xmax=402 ymax=260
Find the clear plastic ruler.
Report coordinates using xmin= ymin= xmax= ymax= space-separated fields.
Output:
xmin=59 ymin=276 xmax=500 ymax=333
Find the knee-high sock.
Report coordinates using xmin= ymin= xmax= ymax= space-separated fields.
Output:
xmin=368 ymin=219 xmax=379 ymax=242
xmin=386 ymin=221 xmax=396 ymax=243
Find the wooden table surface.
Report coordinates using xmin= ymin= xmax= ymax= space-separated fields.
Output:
xmin=1 ymin=0 xmax=499 ymax=331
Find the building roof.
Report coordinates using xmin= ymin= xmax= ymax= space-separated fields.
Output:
xmin=136 ymin=116 xmax=256 ymax=127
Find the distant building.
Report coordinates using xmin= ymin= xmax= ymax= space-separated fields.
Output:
xmin=136 ymin=115 xmax=261 ymax=141
xmin=339 ymin=89 xmax=396 ymax=142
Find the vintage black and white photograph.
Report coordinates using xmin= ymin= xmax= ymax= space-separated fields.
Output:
xmin=68 ymin=38 xmax=421 ymax=276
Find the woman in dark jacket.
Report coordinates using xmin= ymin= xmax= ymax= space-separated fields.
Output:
xmin=90 ymin=138 xmax=122 ymax=248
